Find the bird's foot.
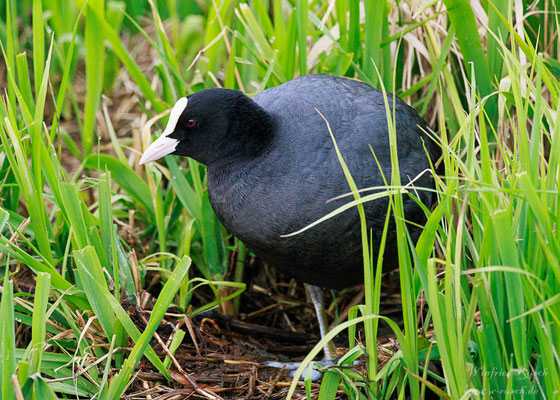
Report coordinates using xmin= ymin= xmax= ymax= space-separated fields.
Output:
xmin=262 ymin=358 xmax=337 ymax=381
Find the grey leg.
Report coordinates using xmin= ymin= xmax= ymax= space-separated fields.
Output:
xmin=306 ymin=284 xmax=336 ymax=360
xmin=261 ymin=284 xmax=337 ymax=381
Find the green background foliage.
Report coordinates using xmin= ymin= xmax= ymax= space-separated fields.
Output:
xmin=0 ymin=0 xmax=559 ymax=398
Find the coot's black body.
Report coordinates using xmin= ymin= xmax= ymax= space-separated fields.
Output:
xmin=142 ymin=74 xmax=438 ymax=290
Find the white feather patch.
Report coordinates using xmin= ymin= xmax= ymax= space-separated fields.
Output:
xmin=139 ymin=97 xmax=188 ymax=165
xmin=162 ymin=97 xmax=189 ymax=137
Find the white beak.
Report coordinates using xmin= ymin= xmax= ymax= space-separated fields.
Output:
xmin=139 ymin=97 xmax=189 ymax=165
xmin=139 ymin=135 xmax=179 ymax=165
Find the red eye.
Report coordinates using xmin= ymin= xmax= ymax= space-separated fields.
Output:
xmin=187 ymin=119 xmax=196 ymax=128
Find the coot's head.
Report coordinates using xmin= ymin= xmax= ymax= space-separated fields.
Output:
xmin=139 ymin=89 xmax=273 ymax=166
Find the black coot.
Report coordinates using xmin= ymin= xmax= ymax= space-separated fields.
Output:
xmin=141 ymin=74 xmax=437 ymax=288
xmin=140 ymin=74 xmax=438 ymax=372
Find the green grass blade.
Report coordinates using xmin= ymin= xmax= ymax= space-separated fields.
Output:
xmin=0 ymin=116 xmax=54 ymax=265
xmin=287 ymin=314 xmax=406 ymax=399
xmin=296 ymin=0 xmax=308 ymax=75
xmin=59 ymin=181 xmax=90 ymax=249
xmin=84 ymin=154 xmax=155 ymax=220
xmin=5 ymin=0 xmax=18 ymax=111
xmin=486 ymin=0 xmax=510 ymax=83
xmin=15 ymin=53 xmax=34 ymax=112
xmin=363 ymin=0 xmax=386 ymax=85
xmin=201 ymin=192 xmax=226 ymax=279
xmin=162 ymin=329 xmax=186 ymax=368
xmin=347 ymin=0 xmax=360 ymax=70
xmin=29 ymin=374 xmax=59 ymax=400
xmin=83 ymin=0 xmax=105 ymax=154
xmin=73 ymin=258 xmax=171 ymax=379
xmin=1 ymin=278 xmax=16 ymax=400
xmin=166 ymin=157 xmax=202 ymax=220
xmin=106 ymin=256 xmax=191 ymax=399
xmin=442 ymin=0 xmax=496 ymax=121
xmin=32 ymin=0 xmax=45 ymax=98
xmin=50 ymin=3 xmax=85 ymax=141
xmin=99 ymin=171 xmax=115 ymax=277
xmin=318 ymin=370 xmax=342 ymax=399
xmin=28 ymin=272 xmax=50 ymax=375
xmin=74 ymin=246 xmax=115 ymax=338
xmin=32 ymin=34 xmax=54 ymax=190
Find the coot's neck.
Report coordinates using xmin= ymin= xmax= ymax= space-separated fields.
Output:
xmin=209 ymin=95 xmax=275 ymax=168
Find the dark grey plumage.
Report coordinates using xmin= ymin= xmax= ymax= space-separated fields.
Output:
xmin=163 ymin=74 xmax=438 ymax=289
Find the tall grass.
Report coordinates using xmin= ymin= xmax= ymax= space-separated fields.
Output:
xmin=1 ymin=0 xmax=559 ymax=398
